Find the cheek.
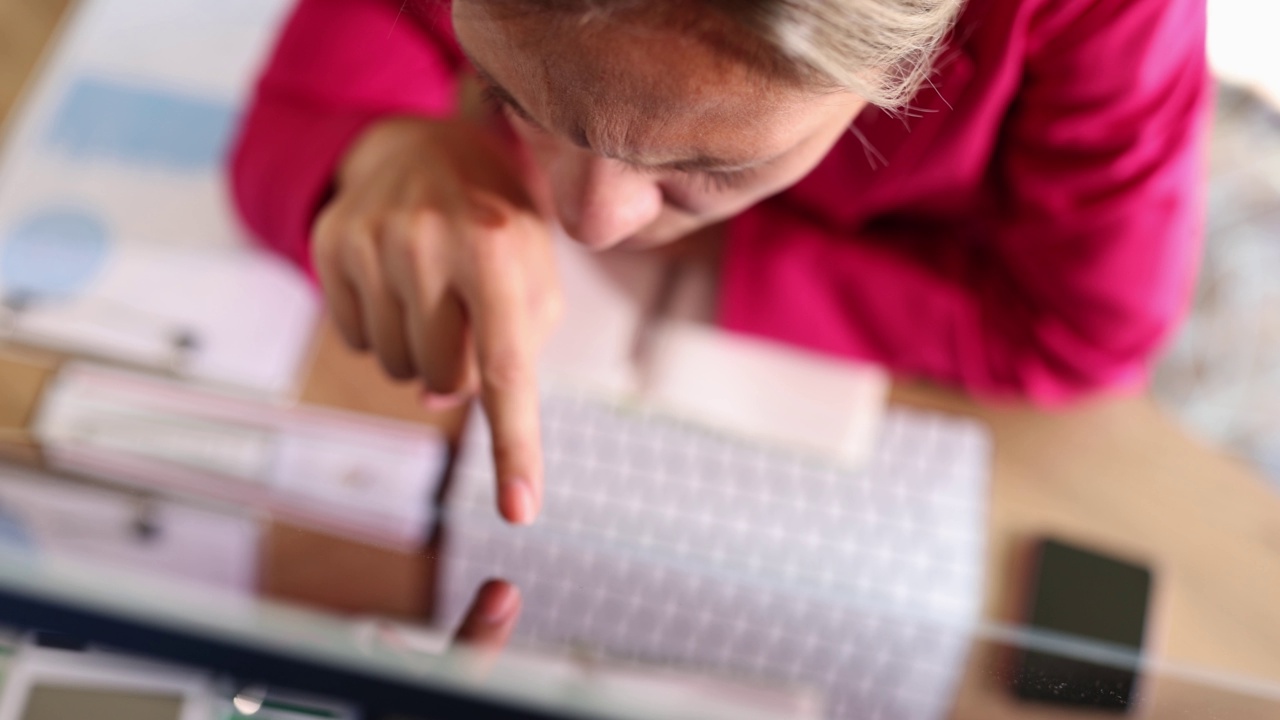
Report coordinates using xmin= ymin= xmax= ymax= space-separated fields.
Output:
xmin=511 ymin=121 xmax=559 ymax=167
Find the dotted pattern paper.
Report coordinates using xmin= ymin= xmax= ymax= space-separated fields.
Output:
xmin=443 ymin=394 xmax=991 ymax=719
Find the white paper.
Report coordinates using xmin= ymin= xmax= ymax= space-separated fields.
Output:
xmin=643 ymin=321 xmax=889 ymax=468
xmin=538 ymin=232 xmax=666 ymax=399
xmin=34 ymin=362 xmax=448 ymax=550
xmin=270 ymin=428 xmax=443 ymax=526
xmin=0 ymin=465 xmax=260 ymax=593
xmin=446 ymin=396 xmax=990 ymax=720
xmin=46 ymin=401 xmax=276 ymax=481
xmin=0 ymin=0 xmax=316 ymax=396
xmin=538 ymin=234 xmax=888 ymax=467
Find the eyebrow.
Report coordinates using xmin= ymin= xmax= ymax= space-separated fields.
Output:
xmin=467 ymin=57 xmax=776 ymax=174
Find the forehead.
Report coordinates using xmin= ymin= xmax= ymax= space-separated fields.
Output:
xmin=452 ymin=2 xmax=834 ymax=166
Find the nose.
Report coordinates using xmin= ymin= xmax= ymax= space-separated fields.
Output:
xmin=549 ymin=149 xmax=663 ymax=249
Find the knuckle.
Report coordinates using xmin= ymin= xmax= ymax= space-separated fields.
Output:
xmin=311 ymin=214 xmax=348 ymax=267
xmin=311 ymin=204 xmax=341 ymax=241
xmin=341 ymin=238 xmax=380 ymax=289
xmin=480 ymin=348 xmax=531 ymax=393
xmin=314 ymin=203 xmax=369 ymax=247
xmin=467 ymin=222 xmax=519 ymax=260
xmin=466 ymin=231 xmax=527 ymax=295
xmin=464 ymin=227 xmax=500 ymax=264
xmin=402 ymin=208 xmax=441 ymax=243
xmin=465 ymin=190 xmax=515 ymax=229
xmin=388 ymin=210 xmax=448 ymax=274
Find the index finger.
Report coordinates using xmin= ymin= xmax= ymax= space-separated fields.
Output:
xmin=453 ymin=579 xmax=521 ymax=652
xmin=466 ymin=228 xmax=544 ymax=526
xmin=452 ymin=579 xmax=521 ymax=678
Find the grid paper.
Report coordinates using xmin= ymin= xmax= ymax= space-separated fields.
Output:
xmin=442 ymin=393 xmax=991 ymax=719
xmin=442 ymin=521 xmax=972 ymax=720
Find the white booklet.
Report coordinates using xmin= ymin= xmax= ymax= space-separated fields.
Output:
xmin=33 ymin=362 xmax=449 ymax=551
xmin=0 ymin=464 xmax=260 ymax=593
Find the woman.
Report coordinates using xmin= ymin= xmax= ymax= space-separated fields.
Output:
xmin=232 ymin=0 xmax=1209 ymax=524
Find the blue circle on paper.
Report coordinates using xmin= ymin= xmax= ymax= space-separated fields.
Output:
xmin=0 ymin=208 xmax=110 ymax=299
xmin=0 ymin=503 xmax=34 ymax=553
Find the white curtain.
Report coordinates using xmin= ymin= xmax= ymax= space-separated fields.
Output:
xmin=1209 ymin=1 xmax=1280 ymax=106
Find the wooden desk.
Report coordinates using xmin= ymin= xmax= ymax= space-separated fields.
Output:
xmin=3 ymin=1 xmax=1280 ymax=713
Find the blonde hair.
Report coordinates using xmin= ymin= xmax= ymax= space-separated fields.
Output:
xmin=733 ymin=0 xmax=965 ymax=107
xmin=486 ymin=0 xmax=966 ymax=108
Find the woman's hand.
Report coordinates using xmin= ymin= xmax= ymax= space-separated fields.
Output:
xmin=312 ymin=116 xmax=560 ymax=525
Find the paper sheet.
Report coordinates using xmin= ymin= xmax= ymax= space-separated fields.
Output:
xmin=538 ymin=232 xmax=666 ymax=399
xmin=643 ymin=321 xmax=889 ymax=468
xmin=0 ymin=0 xmax=316 ymax=396
xmin=539 ymin=234 xmax=887 ymax=466
xmin=34 ymin=362 xmax=449 ymax=551
xmin=0 ymin=465 xmax=260 ymax=593
xmin=444 ymin=395 xmax=990 ymax=720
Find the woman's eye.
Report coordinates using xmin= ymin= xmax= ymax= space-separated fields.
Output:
xmin=480 ymin=85 xmax=544 ymax=132
xmin=499 ymin=102 xmax=535 ymax=127
xmin=479 ymin=83 xmax=504 ymax=111
xmin=696 ymin=168 xmax=754 ymax=193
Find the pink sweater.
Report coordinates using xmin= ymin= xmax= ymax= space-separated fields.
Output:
xmin=231 ymin=0 xmax=1210 ymax=404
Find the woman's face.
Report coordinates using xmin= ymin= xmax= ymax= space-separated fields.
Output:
xmin=453 ymin=1 xmax=867 ymax=250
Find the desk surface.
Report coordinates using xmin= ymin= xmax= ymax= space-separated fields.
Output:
xmin=3 ymin=0 xmax=1280 ymax=710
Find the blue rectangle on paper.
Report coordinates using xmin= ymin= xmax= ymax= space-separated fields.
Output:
xmin=45 ymin=77 xmax=239 ymax=172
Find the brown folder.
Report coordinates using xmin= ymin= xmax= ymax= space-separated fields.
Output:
xmin=0 ymin=344 xmax=61 ymax=464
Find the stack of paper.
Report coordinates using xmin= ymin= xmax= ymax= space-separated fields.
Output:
xmin=0 ymin=464 xmax=259 ymax=593
xmin=0 ymin=0 xmax=316 ymax=396
xmin=33 ymin=363 xmax=449 ymax=550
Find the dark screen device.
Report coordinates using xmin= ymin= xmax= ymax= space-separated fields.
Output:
xmin=1010 ymin=538 xmax=1153 ymax=712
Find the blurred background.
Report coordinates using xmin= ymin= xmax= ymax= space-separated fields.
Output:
xmin=1153 ymin=0 xmax=1280 ymax=488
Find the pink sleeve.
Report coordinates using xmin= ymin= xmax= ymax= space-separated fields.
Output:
xmin=722 ymin=0 xmax=1210 ymax=405
xmin=229 ymin=0 xmax=464 ymax=275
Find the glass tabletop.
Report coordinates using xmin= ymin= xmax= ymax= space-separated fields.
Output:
xmin=0 ymin=511 xmax=1278 ymax=720
xmin=2 ymin=379 xmax=1280 ymax=720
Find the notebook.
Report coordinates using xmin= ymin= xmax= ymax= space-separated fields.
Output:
xmin=441 ymin=392 xmax=989 ymax=720
xmin=436 ymin=236 xmax=992 ymax=719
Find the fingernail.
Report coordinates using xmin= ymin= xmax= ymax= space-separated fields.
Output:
xmin=507 ymin=478 xmax=537 ymax=526
xmin=421 ymin=391 xmax=470 ymax=412
xmin=479 ymin=584 xmax=519 ymax=624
